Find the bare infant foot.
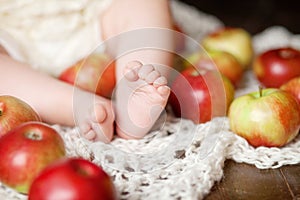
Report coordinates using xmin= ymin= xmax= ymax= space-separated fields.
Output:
xmin=75 ymin=91 xmax=115 ymax=143
xmin=115 ymin=61 xmax=170 ymax=139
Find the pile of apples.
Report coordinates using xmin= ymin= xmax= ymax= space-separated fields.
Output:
xmin=0 ymin=95 xmax=117 ymax=199
xmin=169 ymin=26 xmax=300 ymax=148
xmin=169 ymin=27 xmax=252 ymax=124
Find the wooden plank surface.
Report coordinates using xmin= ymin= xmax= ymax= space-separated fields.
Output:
xmin=205 ymin=160 xmax=300 ymax=200
xmin=280 ymin=165 xmax=300 ymax=199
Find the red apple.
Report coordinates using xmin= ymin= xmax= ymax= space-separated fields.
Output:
xmin=202 ymin=27 xmax=253 ymax=69
xmin=0 ymin=122 xmax=66 ymax=194
xmin=280 ymin=76 xmax=300 ymax=105
xmin=169 ymin=68 xmax=235 ymax=123
xmin=0 ymin=95 xmax=41 ymax=137
xmin=253 ymin=47 xmax=300 ymax=88
xmin=59 ymin=53 xmax=116 ymax=99
xmin=185 ymin=50 xmax=244 ymax=87
xmin=28 ymin=158 xmax=117 ymax=200
xmin=228 ymin=88 xmax=300 ymax=147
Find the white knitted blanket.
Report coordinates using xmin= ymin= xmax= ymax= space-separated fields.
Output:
xmin=1 ymin=1 xmax=300 ymax=199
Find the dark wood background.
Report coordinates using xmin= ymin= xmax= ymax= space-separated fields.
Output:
xmin=178 ymin=0 xmax=300 ymax=35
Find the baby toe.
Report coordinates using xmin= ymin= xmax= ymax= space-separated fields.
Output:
xmin=79 ymin=120 xmax=91 ymax=134
xmin=92 ymin=104 xmax=107 ymax=123
xmin=138 ymin=64 xmax=154 ymax=79
xmin=157 ymin=85 xmax=170 ymax=97
xmin=124 ymin=61 xmax=143 ymax=81
xmin=91 ymin=123 xmax=113 ymax=143
xmin=84 ymin=130 xmax=96 ymax=141
xmin=126 ymin=60 xmax=143 ymax=70
xmin=153 ymin=76 xmax=168 ymax=87
xmin=145 ymin=70 xmax=160 ymax=84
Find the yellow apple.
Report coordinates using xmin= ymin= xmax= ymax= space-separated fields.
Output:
xmin=202 ymin=27 xmax=253 ymax=69
xmin=228 ymin=88 xmax=300 ymax=147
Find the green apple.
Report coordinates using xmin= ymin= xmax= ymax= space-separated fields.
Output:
xmin=228 ymin=88 xmax=300 ymax=147
xmin=202 ymin=27 xmax=253 ymax=69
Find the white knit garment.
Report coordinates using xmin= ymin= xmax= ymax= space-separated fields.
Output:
xmin=1 ymin=1 xmax=300 ymax=199
xmin=0 ymin=0 xmax=112 ymax=77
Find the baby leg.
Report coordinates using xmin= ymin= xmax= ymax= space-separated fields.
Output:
xmin=115 ymin=61 xmax=170 ymax=139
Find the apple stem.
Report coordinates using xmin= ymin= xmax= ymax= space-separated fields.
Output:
xmin=259 ymin=85 xmax=263 ymax=97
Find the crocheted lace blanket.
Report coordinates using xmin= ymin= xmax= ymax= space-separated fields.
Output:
xmin=1 ymin=1 xmax=300 ymax=199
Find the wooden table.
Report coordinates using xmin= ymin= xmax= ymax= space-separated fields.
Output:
xmin=204 ymin=160 xmax=300 ymax=200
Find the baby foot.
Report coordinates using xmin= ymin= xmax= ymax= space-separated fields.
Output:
xmin=75 ymin=91 xmax=115 ymax=143
xmin=115 ymin=61 xmax=170 ymax=139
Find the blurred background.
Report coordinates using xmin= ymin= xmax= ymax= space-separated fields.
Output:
xmin=178 ymin=0 xmax=300 ymax=35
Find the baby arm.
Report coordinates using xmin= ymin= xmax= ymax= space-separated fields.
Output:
xmin=0 ymin=54 xmax=115 ymax=143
